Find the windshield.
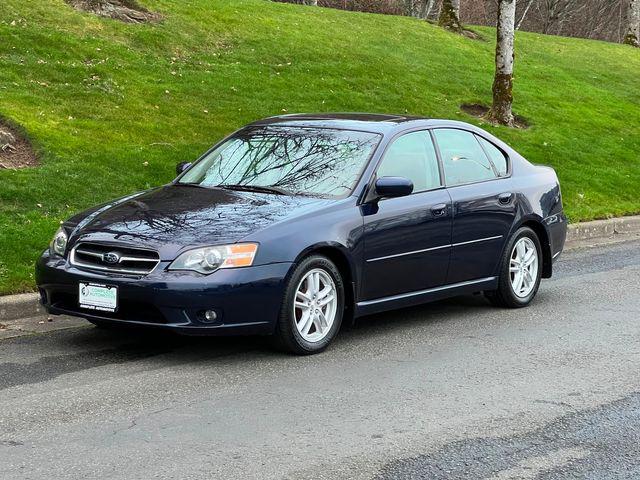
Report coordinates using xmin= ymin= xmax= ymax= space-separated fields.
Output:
xmin=177 ymin=126 xmax=381 ymax=197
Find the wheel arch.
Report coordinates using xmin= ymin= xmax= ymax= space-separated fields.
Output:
xmin=515 ymin=218 xmax=553 ymax=278
xmin=292 ymin=243 xmax=357 ymax=326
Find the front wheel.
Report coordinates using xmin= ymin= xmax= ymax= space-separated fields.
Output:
xmin=486 ymin=226 xmax=542 ymax=308
xmin=273 ymin=255 xmax=344 ymax=355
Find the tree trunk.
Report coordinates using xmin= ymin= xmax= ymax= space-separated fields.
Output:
xmin=488 ymin=0 xmax=517 ymax=126
xmin=404 ymin=0 xmax=416 ymax=16
xmin=624 ymin=0 xmax=640 ymax=46
xmin=420 ymin=0 xmax=437 ymax=19
xmin=438 ymin=0 xmax=463 ymax=32
xmin=452 ymin=0 xmax=461 ymax=19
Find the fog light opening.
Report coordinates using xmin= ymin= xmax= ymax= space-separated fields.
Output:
xmin=203 ymin=309 xmax=218 ymax=323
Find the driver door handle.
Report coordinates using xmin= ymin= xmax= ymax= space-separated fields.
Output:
xmin=498 ymin=192 xmax=514 ymax=204
xmin=431 ymin=204 xmax=447 ymax=217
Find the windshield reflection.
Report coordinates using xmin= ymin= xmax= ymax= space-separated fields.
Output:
xmin=178 ymin=126 xmax=381 ymax=197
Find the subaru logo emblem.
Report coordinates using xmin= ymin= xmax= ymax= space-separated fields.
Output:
xmin=103 ymin=252 xmax=121 ymax=264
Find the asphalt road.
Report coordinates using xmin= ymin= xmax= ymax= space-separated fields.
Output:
xmin=1 ymin=241 xmax=639 ymax=480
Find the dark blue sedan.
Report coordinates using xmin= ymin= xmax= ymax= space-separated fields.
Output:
xmin=36 ymin=114 xmax=567 ymax=354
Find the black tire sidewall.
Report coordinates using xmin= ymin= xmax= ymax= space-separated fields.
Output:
xmin=277 ymin=255 xmax=345 ymax=354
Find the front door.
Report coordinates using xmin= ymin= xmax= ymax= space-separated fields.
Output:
xmin=432 ymin=128 xmax=517 ymax=284
xmin=360 ymin=130 xmax=452 ymax=301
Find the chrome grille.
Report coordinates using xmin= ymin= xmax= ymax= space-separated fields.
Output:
xmin=70 ymin=242 xmax=160 ymax=275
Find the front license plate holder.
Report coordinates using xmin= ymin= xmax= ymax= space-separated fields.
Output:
xmin=79 ymin=282 xmax=118 ymax=313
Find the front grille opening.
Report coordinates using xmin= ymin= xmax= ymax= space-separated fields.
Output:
xmin=50 ymin=291 xmax=167 ymax=324
xmin=70 ymin=242 xmax=160 ymax=275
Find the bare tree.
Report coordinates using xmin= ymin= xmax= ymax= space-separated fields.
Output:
xmin=422 ymin=0 xmax=439 ymax=19
xmin=516 ymin=0 xmax=536 ymax=29
xmin=624 ymin=0 xmax=640 ymax=45
xmin=439 ymin=0 xmax=463 ymax=32
xmin=460 ymin=0 xmax=627 ymax=43
xmin=404 ymin=0 xmax=419 ymax=16
xmin=404 ymin=0 xmax=438 ymax=19
xmin=487 ymin=0 xmax=517 ymax=126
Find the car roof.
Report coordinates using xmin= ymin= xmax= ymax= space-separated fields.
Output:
xmin=248 ymin=113 xmax=480 ymax=136
xmin=249 ymin=113 xmax=429 ymax=134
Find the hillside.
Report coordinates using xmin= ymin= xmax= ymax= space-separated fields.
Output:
xmin=0 ymin=0 xmax=639 ymax=294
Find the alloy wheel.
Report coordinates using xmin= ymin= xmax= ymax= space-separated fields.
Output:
xmin=293 ymin=268 xmax=338 ymax=343
xmin=509 ymin=237 xmax=539 ymax=298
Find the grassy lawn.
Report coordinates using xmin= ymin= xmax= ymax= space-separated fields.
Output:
xmin=0 ymin=0 xmax=639 ymax=294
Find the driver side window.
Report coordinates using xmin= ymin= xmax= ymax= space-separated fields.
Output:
xmin=376 ymin=131 xmax=441 ymax=193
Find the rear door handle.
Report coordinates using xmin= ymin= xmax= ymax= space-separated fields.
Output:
xmin=431 ymin=203 xmax=447 ymax=217
xmin=498 ymin=192 xmax=514 ymax=204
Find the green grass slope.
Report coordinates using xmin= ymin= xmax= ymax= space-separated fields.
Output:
xmin=0 ymin=0 xmax=639 ymax=294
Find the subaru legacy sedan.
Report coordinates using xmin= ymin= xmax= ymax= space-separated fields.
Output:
xmin=37 ymin=114 xmax=567 ymax=354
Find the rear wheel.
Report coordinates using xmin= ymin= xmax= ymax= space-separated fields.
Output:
xmin=486 ymin=226 xmax=542 ymax=308
xmin=273 ymin=255 xmax=344 ymax=355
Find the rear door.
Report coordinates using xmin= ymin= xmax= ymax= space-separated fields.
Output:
xmin=432 ymin=128 xmax=517 ymax=284
xmin=360 ymin=130 xmax=452 ymax=301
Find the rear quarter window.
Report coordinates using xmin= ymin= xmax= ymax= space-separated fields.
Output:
xmin=477 ymin=136 xmax=509 ymax=177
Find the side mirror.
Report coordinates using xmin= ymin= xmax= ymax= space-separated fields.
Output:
xmin=176 ymin=162 xmax=192 ymax=176
xmin=374 ymin=176 xmax=413 ymax=199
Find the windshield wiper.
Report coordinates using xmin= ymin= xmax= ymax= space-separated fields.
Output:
xmin=217 ymin=184 xmax=289 ymax=196
xmin=174 ymin=182 xmax=210 ymax=189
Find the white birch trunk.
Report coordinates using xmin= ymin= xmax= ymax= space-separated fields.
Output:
xmin=489 ymin=0 xmax=516 ymax=126
xmin=421 ymin=0 xmax=437 ymax=19
xmin=624 ymin=0 xmax=640 ymax=46
xmin=451 ymin=0 xmax=460 ymax=19
xmin=438 ymin=0 xmax=463 ymax=32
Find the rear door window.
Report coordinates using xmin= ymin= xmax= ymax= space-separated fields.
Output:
xmin=433 ymin=129 xmax=498 ymax=186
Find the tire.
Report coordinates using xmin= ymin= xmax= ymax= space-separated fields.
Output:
xmin=273 ymin=255 xmax=345 ymax=355
xmin=486 ymin=226 xmax=542 ymax=308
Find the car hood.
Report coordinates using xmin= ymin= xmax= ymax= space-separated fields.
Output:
xmin=68 ymin=185 xmax=332 ymax=259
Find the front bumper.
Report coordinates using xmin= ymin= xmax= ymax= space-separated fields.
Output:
xmin=36 ymin=251 xmax=292 ymax=335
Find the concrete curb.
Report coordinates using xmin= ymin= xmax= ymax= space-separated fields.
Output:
xmin=1 ymin=215 xmax=639 ymax=324
xmin=565 ymin=215 xmax=640 ymax=246
xmin=0 ymin=292 xmax=42 ymax=323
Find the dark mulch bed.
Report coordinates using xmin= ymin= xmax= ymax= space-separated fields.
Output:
xmin=66 ymin=0 xmax=162 ymax=24
xmin=460 ymin=103 xmax=530 ymax=129
xmin=0 ymin=121 xmax=39 ymax=169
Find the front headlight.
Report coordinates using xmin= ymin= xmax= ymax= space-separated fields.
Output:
xmin=168 ymin=243 xmax=258 ymax=274
xmin=50 ymin=227 xmax=68 ymax=257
